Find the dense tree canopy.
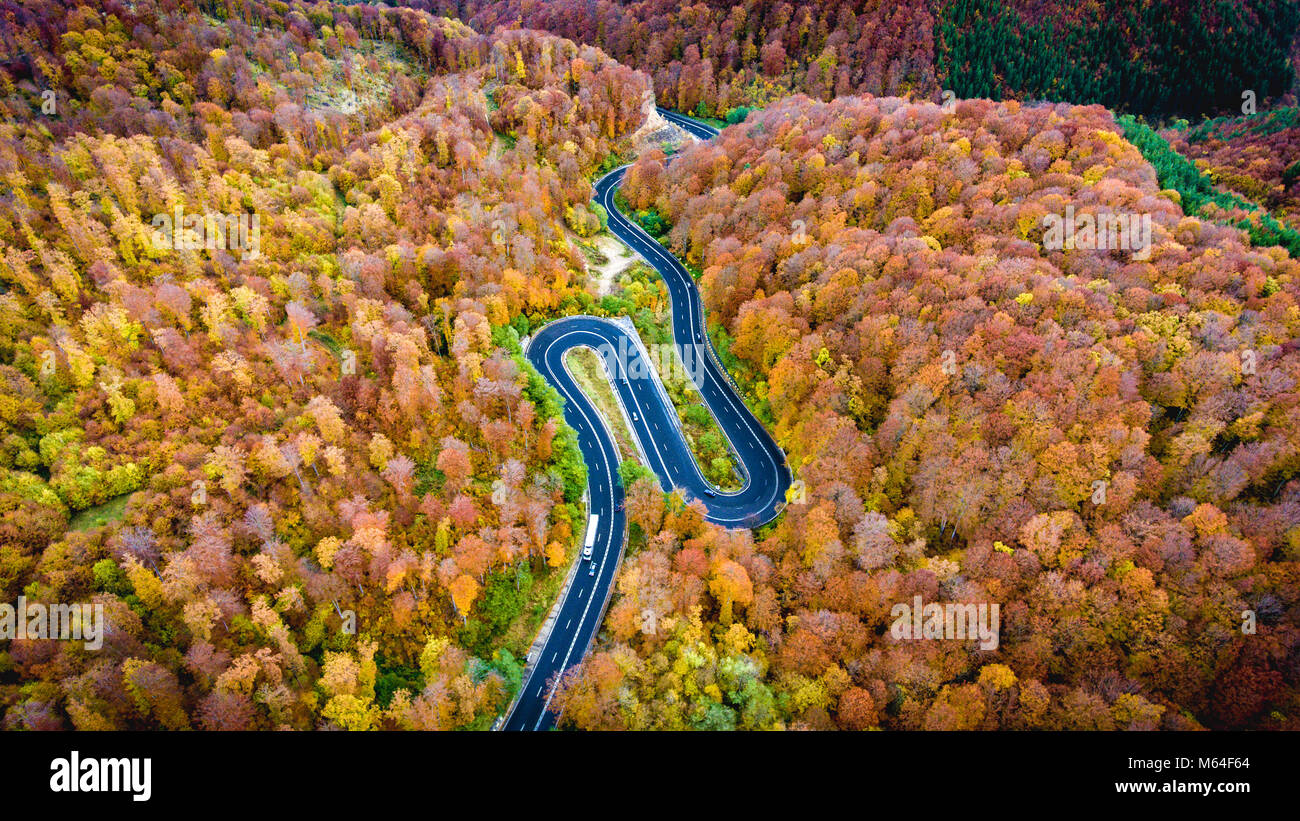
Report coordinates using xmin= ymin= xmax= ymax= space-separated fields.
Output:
xmin=414 ymin=0 xmax=1300 ymax=120
xmin=553 ymin=94 xmax=1300 ymax=730
xmin=0 ymin=0 xmax=652 ymax=730
xmin=1 ymin=0 xmax=1297 ymax=734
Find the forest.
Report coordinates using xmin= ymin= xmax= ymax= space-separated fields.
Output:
xmin=426 ymin=0 xmax=1298 ymax=120
xmin=0 ymin=0 xmax=1296 ymax=732
xmin=559 ymin=95 xmax=1300 ymax=730
xmin=0 ymin=0 xmax=653 ymax=729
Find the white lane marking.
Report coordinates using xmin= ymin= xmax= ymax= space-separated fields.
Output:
xmin=518 ymin=329 xmax=625 ymax=729
xmin=598 ymin=177 xmax=784 ymax=518
xmin=507 ymin=330 xmax=619 ymax=727
xmin=510 ymin=150 xmax=776 ymax=727
xmin=551 ymin=330 xmax=675 ymax=485
xmin=509 ymin=162 xmax=770 ymax=730
xmin=532 ymin=383 xmax=618 ymax=729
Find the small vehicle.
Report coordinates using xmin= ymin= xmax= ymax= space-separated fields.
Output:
xmin=704 ymin=488 xmax=717 ymax=497
xmin=588 ymin=563 xmax=597 ymax=577
xmin=631 ymin=411 xmax=638 ymax=422
xmin=695 ymin=331 xmax=703 ymax=343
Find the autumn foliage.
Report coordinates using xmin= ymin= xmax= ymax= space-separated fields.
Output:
xmin=1 ymin=0 xmax=1298 ymax=734
xmin=0 ymin=0 xmax=653 ymax=730
xmin=551 ymin=95 xmax=1300 ymax=730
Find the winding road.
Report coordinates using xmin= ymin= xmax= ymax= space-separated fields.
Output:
xmin=501 ymin=110 xmax=791 ymax=731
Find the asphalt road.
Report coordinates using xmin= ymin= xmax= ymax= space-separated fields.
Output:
xmin=656 ymin=106 xmax=721 ymax=140
xmin=502 ymin=111 xmax=790 ymax=731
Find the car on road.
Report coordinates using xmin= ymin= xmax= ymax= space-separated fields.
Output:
xmin=695 ymin=331 xmax=703 ymax=343
xmin=588 ymin=563 xmax=596 ymax=577
xmin=631 ymin=411 xmax=638 ymax=421
xmin=704 ymin=488 xmax=717 ymax=497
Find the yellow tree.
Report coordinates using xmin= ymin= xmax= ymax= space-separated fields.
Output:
xmin=708 ymin=559 xmax=753 ymax=625
xmin=449 ymin=573 xmax=480 ymax=623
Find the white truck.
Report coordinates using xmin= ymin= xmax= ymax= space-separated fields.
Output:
xmin=582 ymin=514 xmax=598 ymax=561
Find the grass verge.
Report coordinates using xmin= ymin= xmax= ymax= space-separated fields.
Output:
xmin=564 ymin=346 xmax=643 ymax=467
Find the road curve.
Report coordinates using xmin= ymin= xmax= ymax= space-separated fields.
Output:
xmin=657 ymin=106 xmax=721 ymax=140
xmin=502 ymin=111 xmax=791 ymax=731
